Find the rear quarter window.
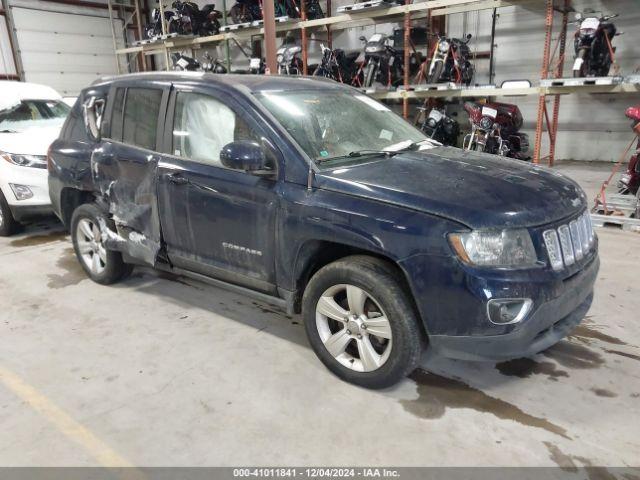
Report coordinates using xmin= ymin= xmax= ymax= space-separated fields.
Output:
xmin=122 ymin=88 xmax=163 ymax=150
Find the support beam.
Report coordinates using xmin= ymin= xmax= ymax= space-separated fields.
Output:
xmin=263 ymin=0 xmax=277 ymax=74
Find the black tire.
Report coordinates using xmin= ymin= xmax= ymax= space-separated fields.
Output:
xmin=0 ymin=190 xmax=18 ymax=237
xmin=428 ymin=61 xmax=444 ymax=84
xmin=363 ymin=62 xmax=377 ymax=88
xmin=70 ymin=203 xmax=133 ymax=285
xmin=302 ymin=255 xmax=423 ymax=389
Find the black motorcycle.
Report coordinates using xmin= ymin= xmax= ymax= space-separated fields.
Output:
xmin=313 ymin=44 xmax=360 ymax=83
xmin=144 ymin=6 xmax=176 ymax=39
xmin=229 ymin=0 xmax=312 ymax=23
xmin=572 ymin=10 xmax=619 ymax=77
xmin=170 ymin=1 xmax=221 ymax=36
xmin=427 ymin=34 xmax=474 ymax=85
xmin=172 ymin=52 xmax=227 ymax=73
xmin=417 ymin=105 xmax=460 ymax=147
xmin=359 ymin=34 xmax=404 ymax=88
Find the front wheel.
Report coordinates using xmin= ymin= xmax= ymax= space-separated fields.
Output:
xmin=0 ymin=190 xmax=18 ymax=237
xmin=71 ymin=203 xmax=133 ymax=285
xmin=573 ymin=49 xmax=586 ymax=78
xmin=302 ymin=255 xmax=423 ymax=389
xmin=428 ymin=61 xmax=444 ymax=84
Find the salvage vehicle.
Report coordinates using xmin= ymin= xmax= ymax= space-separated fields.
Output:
xmin=0 ymin=81 xmax=70 ymax=236
xmin=49 ymin=73 xmax=599 ymax=388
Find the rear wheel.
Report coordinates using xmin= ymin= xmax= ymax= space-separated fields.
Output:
xmin=71 ymin=203 xmax=133 ymax=285
xmin=302 ymin=255 xmax=423 ymax=389
xmin=0 ymin=190 xmax=18 ymax=237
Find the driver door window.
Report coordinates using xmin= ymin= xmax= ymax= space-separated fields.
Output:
xmin=172 ymin=92 xmax=258 ymax=168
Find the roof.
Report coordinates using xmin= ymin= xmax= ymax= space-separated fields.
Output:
xmin=0 ymin=81 xmax=63 ymax=110
xmin=92 ymin=72 xmax=351 ymax=94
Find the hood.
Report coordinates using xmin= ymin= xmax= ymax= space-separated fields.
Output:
xmin=0 ymin=122 xmax=63 ymax=156
xmin=315 ymin=146 xmax=587 ymax=229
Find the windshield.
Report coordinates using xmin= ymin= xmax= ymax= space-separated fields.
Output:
xmin=0 ymin=99 xmax=70 ymax=133
xmin=256 ymin=90 xmax=433 ymax=167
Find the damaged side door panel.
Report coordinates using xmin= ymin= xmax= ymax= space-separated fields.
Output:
xmin=91 ymin=83 xmax=170 ymax=266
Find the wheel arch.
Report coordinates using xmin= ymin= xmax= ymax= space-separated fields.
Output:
xmin=59 ymin=187 xmax=95 ymax=229
xmin=292 ymin=239 xmax=427 ymax=340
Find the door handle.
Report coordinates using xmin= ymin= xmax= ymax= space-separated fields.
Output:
xmin=163 ymin=172 xmax=188 ymax=186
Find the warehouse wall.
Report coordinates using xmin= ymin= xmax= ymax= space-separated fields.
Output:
xmin=178 ymin=0 xmax=639 ymax=163
xmin=4 ymin=0 xmax=127 ymax=95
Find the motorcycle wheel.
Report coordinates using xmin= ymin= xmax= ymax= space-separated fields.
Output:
xmin=364 ymin=62 xmax=377 ymax=88
xmin=229 ymin=4 xmax=250 ymax=24
xmin=428 ymin=62 xmax=444 ymax=84
xmin=474 ymin=143 xmax=484 ymax=152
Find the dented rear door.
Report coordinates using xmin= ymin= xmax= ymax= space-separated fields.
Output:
xmin=92 ymin=82 xmax=170 ymax=266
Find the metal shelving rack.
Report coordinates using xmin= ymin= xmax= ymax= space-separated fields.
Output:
xmin=110 ymin=0 xmax=640 ymax=166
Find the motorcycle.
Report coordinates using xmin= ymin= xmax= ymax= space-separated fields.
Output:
xmin=426 ymin=34 xmax=474 ymax=85
xmin=172 ymin=52 xmax=227 ymax=73
xmin=417 ymin=104 xmax=460 ymax=147
xmin=572 ymin=10 xmax=619 ymax=77
xmin=313 ymin=44 xmax=360 ymax=83
xmin=170 ymin=1 xmax=221 ymax=36
xmin=228 ymin=0 xmax=317 ymax=23
xmin=358 ymin=34 xmax=404 ymax=88
xmin=276 ymin=41 xmax=303 ymax=75
xmin=462 ymin=101 xmax=530 ymax=160
xmin=618 ymin=104 xmax=640 ymax=196
xmin=144 ymin=5 xmax=176 ymax=39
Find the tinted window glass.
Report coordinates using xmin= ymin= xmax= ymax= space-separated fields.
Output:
xmin=172 ymin=92 xmax=258 ymax=168
xmin=122 ymin=88 xmax=162 ymax=150
xmin=109 ymin=87 xmax=126 ymax=141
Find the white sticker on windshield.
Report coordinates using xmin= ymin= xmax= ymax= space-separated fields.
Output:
xmin=355 ymin=94 xmax=390 ymax=112
xmin=379 ymin=129 xmax=393 ymax=141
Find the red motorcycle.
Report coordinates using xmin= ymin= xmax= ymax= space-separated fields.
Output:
xmin=462 ymin=101 xmax=530 ymax=160
xmin=618 ymin=104 xmax=640 ymax=195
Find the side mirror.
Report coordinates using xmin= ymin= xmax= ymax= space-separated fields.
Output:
xmin=466 ymin=33 xmax=472 ymax=40
xmin=220 ymin=141 xmax=272 ymax=175
xmin=82 ymin=96 xmax=105 ymax=143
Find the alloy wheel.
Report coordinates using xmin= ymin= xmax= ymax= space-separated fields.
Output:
xmin=76 ymin=218 xmax=107 ymax=275
xmin=315 ymin=284 xmax=392 ymax=372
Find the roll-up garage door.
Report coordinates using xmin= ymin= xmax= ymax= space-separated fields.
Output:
xmin=8 ymin=1 xmax=126 ymax=96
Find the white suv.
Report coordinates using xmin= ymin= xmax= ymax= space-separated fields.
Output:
xmin=0 ymin=81 xmax=70 ymax=236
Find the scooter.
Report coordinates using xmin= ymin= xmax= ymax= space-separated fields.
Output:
xmin=463 ymin=101 xmax=530 ymax=160
xmin=572 ymin=10 xmax=619 ymax=77
xmin=427 ymin=34 xmax=474 ymax=85
xmin=417 ymin=104 xmax=460 ymax=147
xmin=618 ymin=104 xmax=640 ymax=196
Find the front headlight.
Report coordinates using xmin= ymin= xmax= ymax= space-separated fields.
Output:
xmin=1 ymin=152 xmax=47 ymax=169
xmin=449 ymin=229 xmax=538 ymax=268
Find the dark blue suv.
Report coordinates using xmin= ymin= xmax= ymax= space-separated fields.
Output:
xmin=48 ymin=73 xmax=598 ymax=388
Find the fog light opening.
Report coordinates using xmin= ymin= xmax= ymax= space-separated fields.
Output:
xmin=9 ymin=184 xmax=34 ymax=201
xmin=487 ymin=298 xmax=533 ymax=325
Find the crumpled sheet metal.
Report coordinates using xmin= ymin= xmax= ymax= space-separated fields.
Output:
xmin=91 ymin=149 xmax=161 ymax=267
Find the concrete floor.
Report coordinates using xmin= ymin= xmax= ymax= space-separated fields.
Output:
xmin=0 ymin=162 xmax=638 ymax=468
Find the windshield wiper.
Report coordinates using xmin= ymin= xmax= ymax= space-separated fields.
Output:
xmin=315 ymin=142 xmax=423 ymax=164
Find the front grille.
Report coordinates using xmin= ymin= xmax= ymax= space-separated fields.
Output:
xmin=543 ymin=211 xmax=595 ymax=271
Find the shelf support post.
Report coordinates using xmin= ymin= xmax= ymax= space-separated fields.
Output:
xmin=402 ymin=0 xmax=411 ymax=119
xmin=548 ymin=0 xmax=569 ymax=166
xmin=533 ymin=0 xmax=554 ymax=164
xmin=263 ymin=0 xmax=277 ymax=74
xmin=302 ymin=0 xmax=308 ymax=75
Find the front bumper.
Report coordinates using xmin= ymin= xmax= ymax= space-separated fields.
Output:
xmin=428 ymin=254 xmax=599 ymax=361
xmin=0 ymin=161 xmax=51 ymax=210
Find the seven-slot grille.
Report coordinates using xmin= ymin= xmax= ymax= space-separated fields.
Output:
xmin=542 ymin=211 xmax=595 ymax=271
